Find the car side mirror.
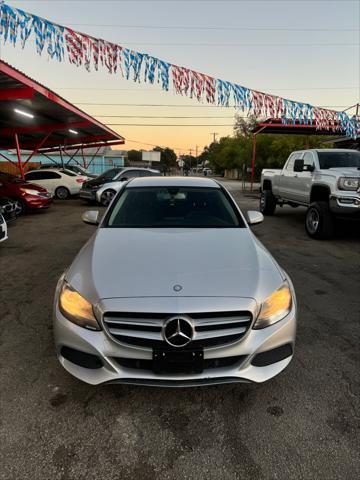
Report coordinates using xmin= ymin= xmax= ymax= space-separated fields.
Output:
xmin=82 ymin=210 xmax=99 ymax=225
xmin=293 ymin=159 xmax=304 ymax=172
xmin=247 ymin=211 xmax=264 ymax=225
xmin=119 ymin=177 xmax=128 ymax=182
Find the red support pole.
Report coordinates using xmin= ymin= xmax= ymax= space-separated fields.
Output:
xmin=251 ymin=133 xmax=256 ymax=192
xmin=14 ymin=134 xmax=25 ymax=179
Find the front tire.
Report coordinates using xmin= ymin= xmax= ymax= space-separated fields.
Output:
xmin=305 ymin=201 xmax=334 ymax=239
xmin=55 ymin=187 xmax=70 ymax=200
xmin=260 ymin=190 xmax=277 ymax=215
xmin=100 ymin=189 xmax=116 ymax=206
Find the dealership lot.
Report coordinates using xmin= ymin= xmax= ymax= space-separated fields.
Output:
xmin=1 ymin=187 xmax=359 ymax=480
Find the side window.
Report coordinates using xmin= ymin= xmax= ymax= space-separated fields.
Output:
xmin=303 ymin=152 xmax=314 ymax=170
xmin=285 ymin=154 xmax=298 ymax=171
xmin=140 ymin=170 xmax=151 ymax=177
xmin=122 ymin=170 xmax=140 ymax=179
xmin=25 ymin=172 xmax=38 ymax=181
xmin=41 ymin=171 xmax=61 ymax=179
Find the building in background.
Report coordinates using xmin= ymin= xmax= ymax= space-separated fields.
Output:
xmin=0 ymin=147 xmax=127 ymax=176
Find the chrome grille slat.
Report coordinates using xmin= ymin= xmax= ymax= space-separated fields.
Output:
xmin=105 ymin=317 xmax=162 ymax=327
xmin=195 ymin=326 xmax=246 ymax=340
xmin=103 ymin=311 xmax=252 ymax=349
xmin=196 ymin=316 xmax=251 ymax=326
xmin=108 ymin=328 xmax=162 ymax=340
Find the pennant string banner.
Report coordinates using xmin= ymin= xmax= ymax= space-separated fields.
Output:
xmin=0 ymin=2 xmax=358 ymax=138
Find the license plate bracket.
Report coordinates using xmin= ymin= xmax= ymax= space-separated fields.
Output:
xmin=153 ymin=348 xmax=204 ymax=374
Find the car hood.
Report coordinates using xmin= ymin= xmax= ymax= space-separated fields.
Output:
xmin=83 ymin=177 xmax=109 ymax=188
xmin=19 ymin=181 xmax=49 ymax=193
xmin=326 ymin=167 xmax=360 ymax=177
xmin=66 ymin=228 xmax=284 ymax=303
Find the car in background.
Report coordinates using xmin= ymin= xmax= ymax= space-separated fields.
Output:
xmin=0 ymin=197 xmax=18 ymax=223
xmin=40 ymin=164 xmax=97 ymax=179
xmin=203 ymin=168 xmax=212 ymax=176
xmin=54 ymin=176 xmax=297 ymax=386
xmin=80 ymin=167 xmax=160 ymax=204
xmin=0 ymin=213 xmax=7 ymax=242
xmin=25 ymin=169 xmax=87 ymax=199
xmin=0 ymin=172 xmax=52 ymax=214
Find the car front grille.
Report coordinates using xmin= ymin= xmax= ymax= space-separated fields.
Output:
xmin=112 ymin=355 xmax=246 ymax=373
xmin=103 ymin=311 xmax=252 ymax=350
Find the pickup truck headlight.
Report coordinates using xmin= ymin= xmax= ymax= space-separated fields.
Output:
xmin=338 ymin=177 xmax=359 ymax=191
xmin=253 ymin=282 xmax=292 ymax=329
xmin=59 ymin=282 xmax=101 ymax=331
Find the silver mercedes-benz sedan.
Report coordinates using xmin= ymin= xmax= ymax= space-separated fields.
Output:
xmin=53 ymin=177 xmax=296 ymax=386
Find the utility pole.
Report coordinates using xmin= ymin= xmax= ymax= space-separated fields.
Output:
xmin=195 ymin=145 xmax=198 ymax=175
xmin=210 ymin=132 xmax=218 ymax=143
xmin=189 ymin=148 xmax=192 ymax=173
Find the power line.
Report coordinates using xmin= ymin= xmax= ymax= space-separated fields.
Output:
xmin=59 ymin=86 xmax=358 ymax=91
xmin=96 ymin=115 xmax=242 ymax=118
xmin=75 ymin=103 xmax=351 ymax=108
xmin=65 ymin=24 xmax=358 ymax=32
xmin=110 ymin=125 xmax=235 ymax=128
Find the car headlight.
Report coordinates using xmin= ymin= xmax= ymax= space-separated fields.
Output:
xmin=59 ymin=282 xmax=101 ymax=331
xmin=338 ymin=177 xmax=359 ymax=191
xmin=21 ymin=188 xmax=42 ymax=196
xmin=253 ymin=281 xmax=292 ymax=329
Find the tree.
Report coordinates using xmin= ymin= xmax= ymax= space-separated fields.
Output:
xmin=233 ymin=114 xmax=258 ymax=138
xmin=153 ymin=146 xmax=177 ymax=174
xmin=127 ymin=149 xmax=142 ymax=164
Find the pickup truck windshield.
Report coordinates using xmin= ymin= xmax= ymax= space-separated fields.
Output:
xmin=318 ymin=151 xmax=360 ymax=169
xmin=106 ymin=186 xmax=244 ymax=228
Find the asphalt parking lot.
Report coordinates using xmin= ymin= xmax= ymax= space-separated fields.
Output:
xmin=1 ymin=182 xmax=359 ymax=480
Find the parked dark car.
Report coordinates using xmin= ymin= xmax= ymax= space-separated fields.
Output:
xmin=0 ymin=197 xmax=18 ymax=223
xmin=0 ymin=172 xmax=52 ymax=214
xmin=80 ymin=167 xmax=160 ymax=202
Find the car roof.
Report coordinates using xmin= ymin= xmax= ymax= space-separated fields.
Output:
xmin=26 ymin=168 xmax=69 ymax=173
xmin=122 ymin=167 xmax=160 ymax=173
xmin=126 ymin=176 xmax=220 ymax=188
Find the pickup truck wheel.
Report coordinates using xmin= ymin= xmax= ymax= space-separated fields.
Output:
xmin=260 ymin=191 xmax=277 ymax=215
xmin=305 ymin=202 xmax=334 ymax=239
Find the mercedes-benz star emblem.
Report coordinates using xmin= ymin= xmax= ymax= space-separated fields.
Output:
xmin=163 ymin=317 xmax=194 ymax=348
xmin=173 ymin=284 xmax=183 ymax=292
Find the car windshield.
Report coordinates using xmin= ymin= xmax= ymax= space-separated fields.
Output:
xmin=106 ymin=186 xmax=243 ymax=228
xmin=318 ymin=151 xmax=360 ymax=169
xmin=98 ymin=168 xmax=123 ymax=181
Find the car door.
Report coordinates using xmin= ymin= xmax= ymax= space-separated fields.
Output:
xmin=291 ymin=151 xmax=315 ymax=204
xmin=278 ymin=153 xmax=300 ymax=200
xmin=25 ymin=171 xmax=61 ymax=194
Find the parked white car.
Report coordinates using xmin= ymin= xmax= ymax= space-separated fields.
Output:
xmin=24 ymin=169 xmax=87 ymax=199
xmin=0 ymin=213 xmax=7 ymax=242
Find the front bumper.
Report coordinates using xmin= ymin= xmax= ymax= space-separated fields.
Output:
xmin=330 ymin=193 xmax=360 ymax=215
xmin=79 ymin=189 xmax=97 ymax=201
xmin=53 ymin=296 xmax=297 ymax=387
xmin=25 ymin=193 xmax=52 ymax=210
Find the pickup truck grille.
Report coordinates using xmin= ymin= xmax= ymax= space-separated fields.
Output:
xmin=103 ymin=311 xmax=252 ymax=349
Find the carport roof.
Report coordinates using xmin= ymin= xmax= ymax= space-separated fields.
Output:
xmin=252 ymin=118 xmax=342 ymax=136
xmin=0 ymin=60 xmax=124 ymax=152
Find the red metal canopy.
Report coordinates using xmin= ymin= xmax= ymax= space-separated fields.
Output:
xmin=0 ymin=60 xmax=124 ymax=177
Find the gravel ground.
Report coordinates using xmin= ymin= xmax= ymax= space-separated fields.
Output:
xmin=0 ymin=183 xmax=359 ymax=480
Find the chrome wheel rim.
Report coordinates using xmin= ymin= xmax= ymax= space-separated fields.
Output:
xmin=260 ymin=193 xmax=266 ymax=211
xmin=57 ymin=188 xmax=68 ymax=199
xmin=306 ymin=208 xmax=319 ymax=234
xmin=101 ymin=190 xmax=114 ymax=206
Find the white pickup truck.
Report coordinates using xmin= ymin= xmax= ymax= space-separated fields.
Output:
xmin=260 ymin=149 xmax=360 ymax=239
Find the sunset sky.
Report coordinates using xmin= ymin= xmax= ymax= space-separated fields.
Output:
xmin=1 ymin=0 xmax=359 ymax=156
